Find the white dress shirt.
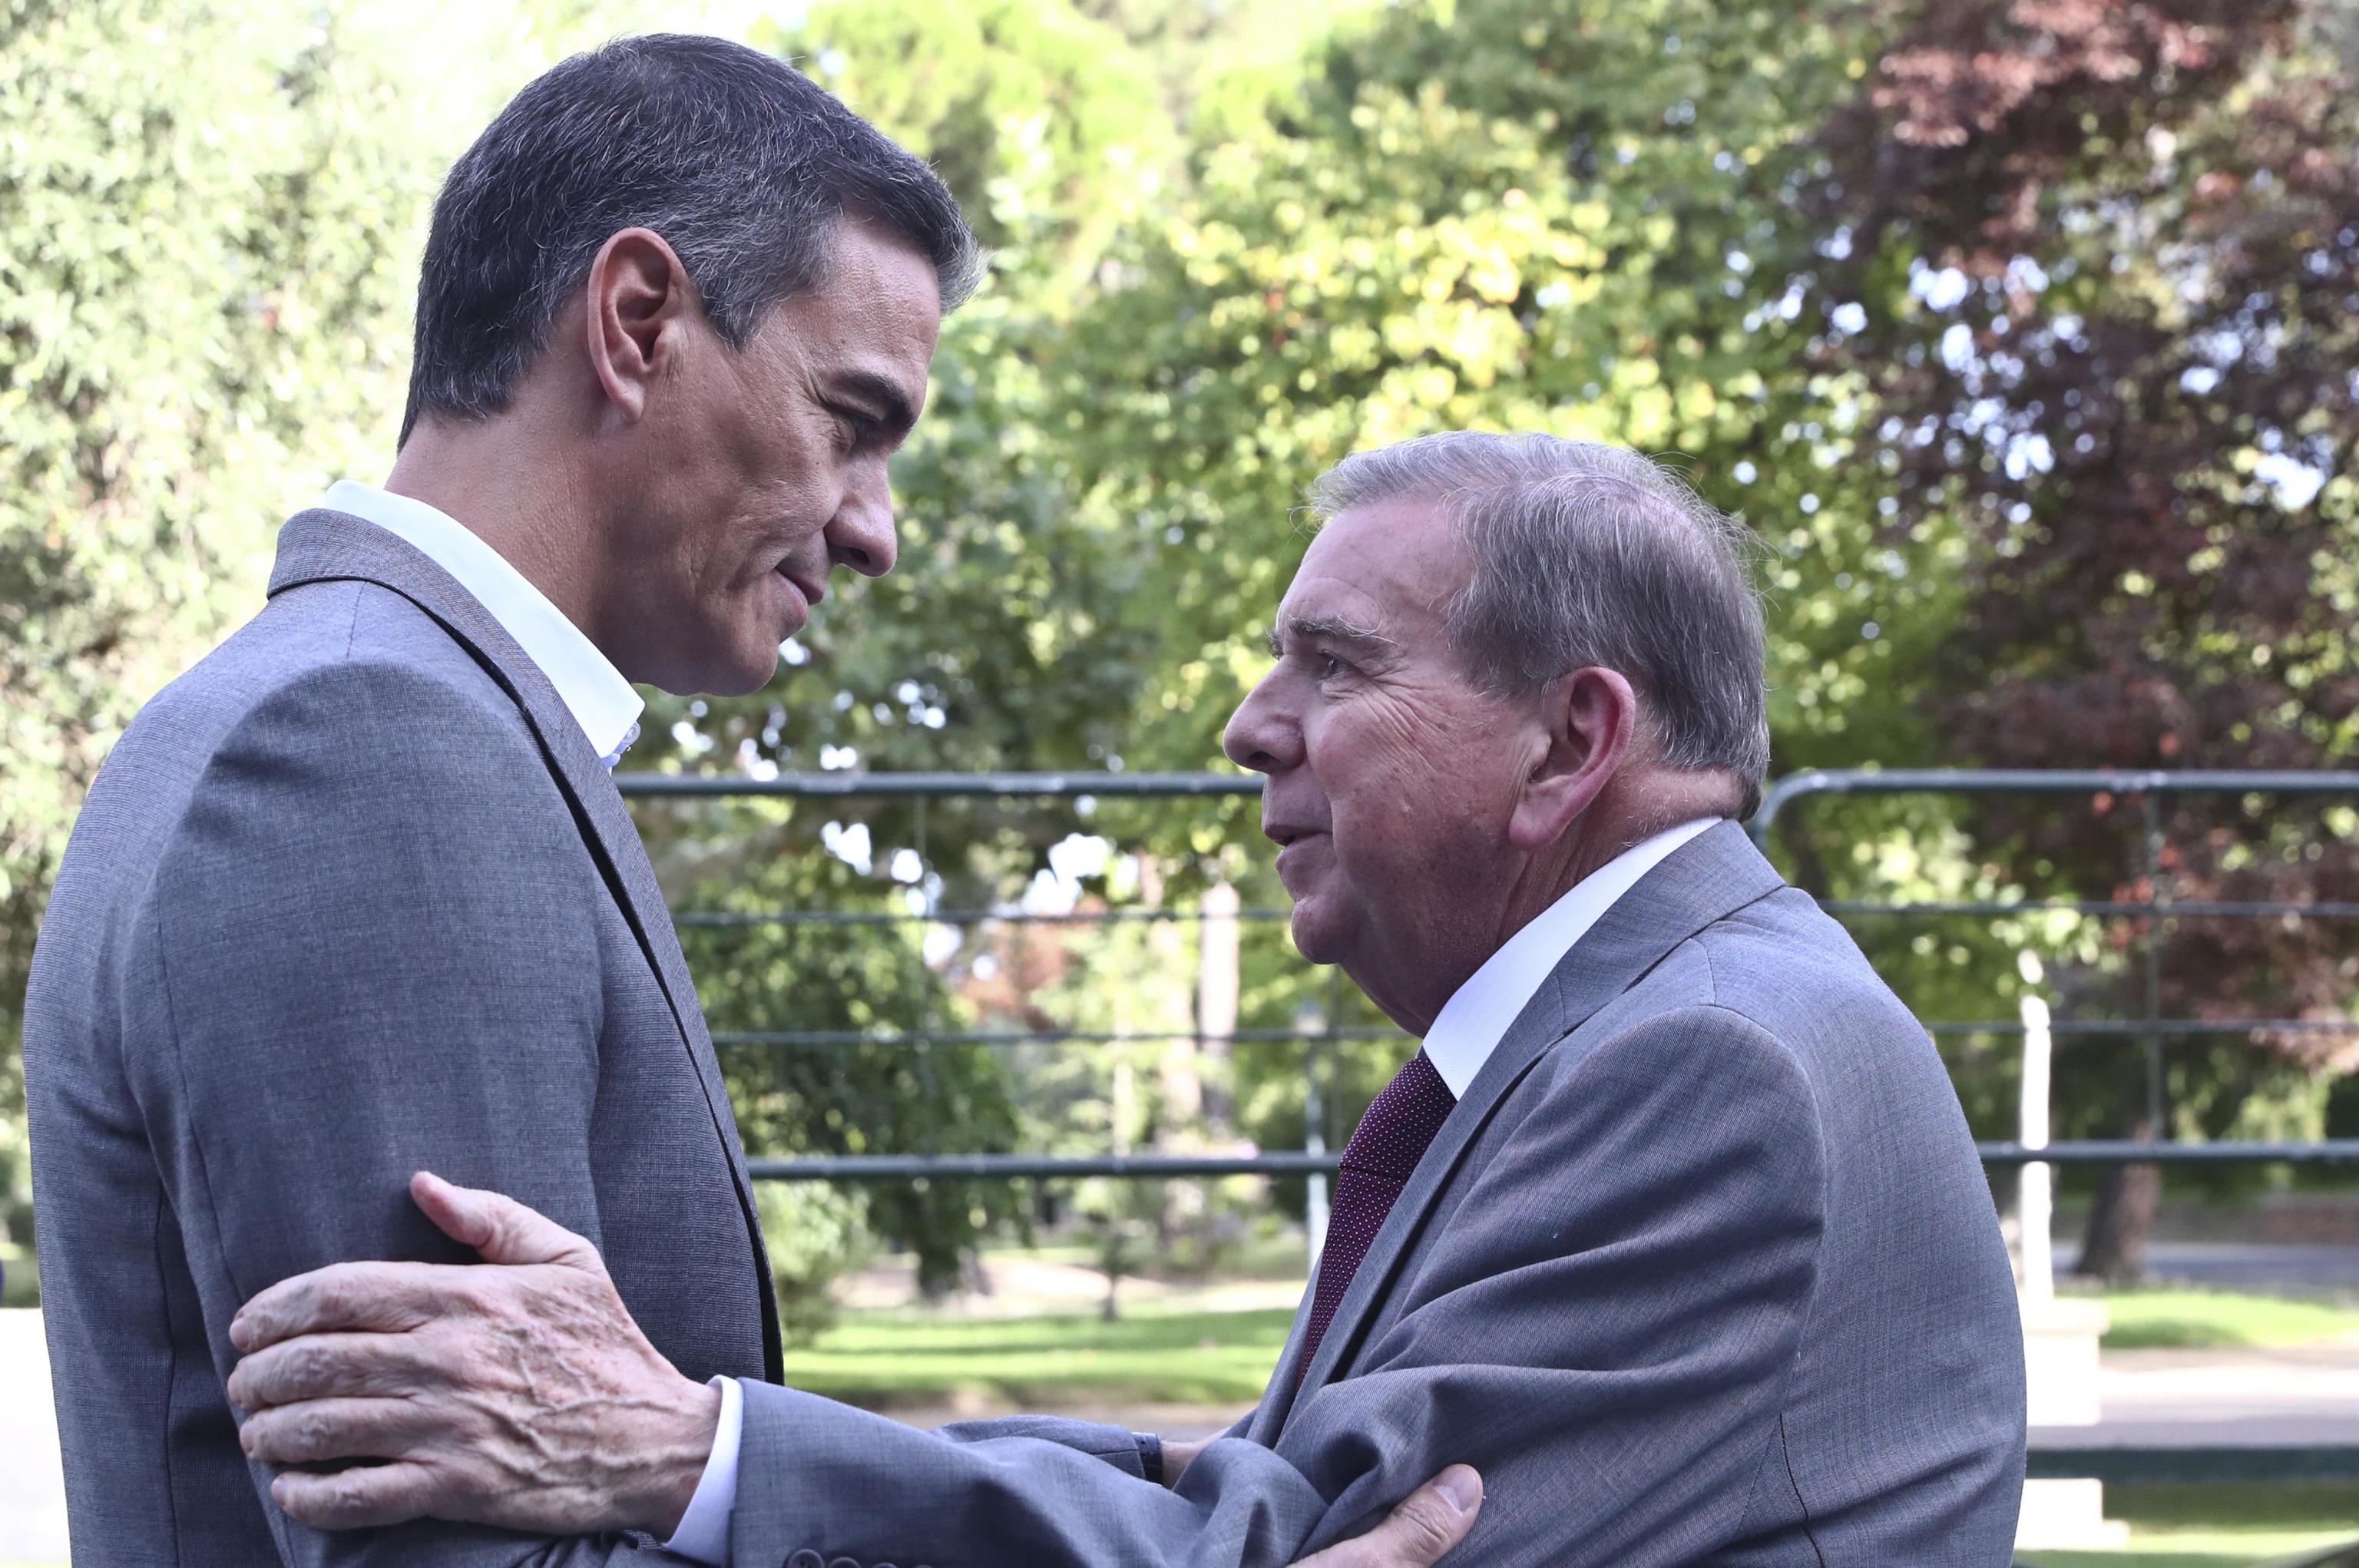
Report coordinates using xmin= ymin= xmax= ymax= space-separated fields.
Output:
xmin=1421 ymin=816 xmax=1719 ymax=1097
xmin=663 ymin=816 xmax=1721 ymax=1559
xmin=319 ymin=481 xmax=644 ymax=769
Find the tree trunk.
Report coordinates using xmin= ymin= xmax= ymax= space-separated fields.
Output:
xmin=1196 ymin=882 xmax=1239 ymax=1133
xmin=2075 ymin=1077 xmax=2160 ymax=1282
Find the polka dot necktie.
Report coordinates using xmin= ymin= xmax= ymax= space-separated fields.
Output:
xmin=1295 ymin=1049 xmax=1458 ymax=1388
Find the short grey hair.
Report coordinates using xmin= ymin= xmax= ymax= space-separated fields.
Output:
xmin=1307 ymin=433 xmax=1771 ymax=819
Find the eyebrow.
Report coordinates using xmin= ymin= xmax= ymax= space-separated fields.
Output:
xmin=1267 ymin=614 xmax=1400 ymax=659
xmin=826 ymin=370 xmax=921 ymax=440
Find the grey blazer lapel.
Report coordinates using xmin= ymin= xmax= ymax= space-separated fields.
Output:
xmin=268 ymin=509 xmax=785 ymax=1378
xmin=1275 ymin=821 xmax=1785 ymax=1424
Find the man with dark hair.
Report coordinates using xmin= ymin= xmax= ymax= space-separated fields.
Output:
xmin=22 ymin=35 xmax=1476 ymax=1568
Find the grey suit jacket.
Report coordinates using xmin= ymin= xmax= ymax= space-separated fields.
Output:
xmin=730 ymin=824 xmax=2027 ymax=1566
xmin=25 ymin=511 xmax=782 ymax=1566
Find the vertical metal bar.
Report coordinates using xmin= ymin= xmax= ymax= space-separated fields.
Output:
xmin=2140 ymin=792 xmax=2166 ymax=1135
xmin=1296 ymin=999 xmax=1330 ymax=1263
xmin=1326 ymin=970 xmax=1345 ymax=1153
xmin=2017 ymin=986 xmax=2054 ymax=1300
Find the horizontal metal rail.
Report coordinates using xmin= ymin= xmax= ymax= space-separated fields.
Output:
xmin=680 ymin=897 xmax=2359 ymax=928
xmin=677 ymin=905 xmax=1292 ymax=928
xmin=1752 ymin=766 xmax=2359 ymax=840
xmin=620 ymin=770 xmax=1261 ymax=799
xmin=745 ymin=1140 xmax=2359 ymax=1182
xmin=1928 ymin=1018 xmax=2359 ymax=1038
xmin=748 ymin=1152 xmax=1340 ymax=1181
xmin=1979 ymin=1140 xmax=2359 ymax=1165
xmin=1825 ymin=898 xmax=2359 ymax=919
xmin=707 ymin=1020 xmax=2347 ymax=1051
xmin=2026 ymin=1444 xmax=2359 ymax=1484
xmin=713 ymin=1027 xmax=1401 ymax=1050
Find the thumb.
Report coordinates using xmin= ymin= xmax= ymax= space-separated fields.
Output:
xmin=410 ymin=1171 xmax=601 ymax=1270
xmin=1292 ymin=1465 xmax=1482 ymax=1568
xmin=1375 ymin=1467 xmax=1482 ymax=1565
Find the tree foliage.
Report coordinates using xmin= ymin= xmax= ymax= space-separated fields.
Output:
xmin=13 ymin=0 xmax=2359 ymax=1287
xmin=0 ymin=0 xmax=431 ymax=1242
xmin=1783 ymin=4 xmax=2359 ymax=1228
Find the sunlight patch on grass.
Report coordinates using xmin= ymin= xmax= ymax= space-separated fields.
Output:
xmin=2096 ymin=1291 xmax=2359 ymax=1351
xmin=777 ymin=1304 xmax=1295 ymax=1408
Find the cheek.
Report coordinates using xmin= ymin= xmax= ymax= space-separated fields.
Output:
xmin=1311 ymin=705 xmax=1463 ymax=871
xmin=1325 ymin=698 xmax=1527 ymax=883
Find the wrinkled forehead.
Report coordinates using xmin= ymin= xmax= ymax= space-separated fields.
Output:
xmin=1279 ymin=495 xmax=1473 ymax=642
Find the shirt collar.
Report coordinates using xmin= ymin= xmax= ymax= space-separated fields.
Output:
xmin=1421 ymin=816 xmax=1722 ymax=1097
xmin=321 ymin=481 xmax=644 ymax=768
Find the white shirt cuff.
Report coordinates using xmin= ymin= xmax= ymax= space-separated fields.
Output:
xmin=660 ymin=1375 xmax=742 ymax=1564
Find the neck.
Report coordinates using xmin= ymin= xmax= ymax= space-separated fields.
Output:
xmin=383 ymin=410 xmax=608 ymax=646
xmin=1504 ymin=766 xmax=1734 ymax=934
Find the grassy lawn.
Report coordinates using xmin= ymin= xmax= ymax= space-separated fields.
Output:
xmin=2096 ymin=1290 xmax=2359 ymax=1351
xmin=777 ymin=1284 xmax=2359 ymax=1411
xmin=779 ymin=1303 xmax=1296 ymax=1408
xmin=2018 ymin=1483 xmax=2359 ymax=1567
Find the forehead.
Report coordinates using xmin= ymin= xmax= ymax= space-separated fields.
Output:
xmin=1280 ymin=495 xmax=1472 ymax=637
xmin=761 ymin=220 xmax=942 ymax=400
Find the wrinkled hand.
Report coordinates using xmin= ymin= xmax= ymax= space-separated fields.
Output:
xmin=1291 ymin=1467 xmax=1482 ymax=1567
xmin=226 ymin=1173 xmax=718 ymax=1537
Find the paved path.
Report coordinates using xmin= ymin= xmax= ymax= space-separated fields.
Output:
xmin=0 ymin=1311 xmax=69 ymax=1563
xmin=2034 ymin=1335 xmax=2359 ymax=1451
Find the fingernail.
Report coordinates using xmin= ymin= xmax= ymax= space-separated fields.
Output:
xmin=1435 ymin=1467 xmax=1481 ymax=1512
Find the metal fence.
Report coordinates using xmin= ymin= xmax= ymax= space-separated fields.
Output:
xmin=626 ymin=766 xmax=2359 ymax=1487
xmin=621 ymin=766 xmax=2359 ymax=1181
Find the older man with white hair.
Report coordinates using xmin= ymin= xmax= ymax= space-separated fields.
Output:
xmin=227 ymin=433 xmax=2026 ymax=1566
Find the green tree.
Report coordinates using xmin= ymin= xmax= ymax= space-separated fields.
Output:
xmin=0 ymin=0 xmax=437 ymax=1245
xmin=1798 ymin=0 xmax=2359 ymax=1273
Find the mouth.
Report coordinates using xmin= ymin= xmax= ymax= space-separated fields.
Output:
xmin=773 ymin=564 xmax=826 ymax=614
xmin=1263 ymin=823 xmax=1328 ymax=849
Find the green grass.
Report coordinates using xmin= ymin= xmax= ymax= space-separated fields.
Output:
xmin=2019 ymin=1483 xmax=2359 ymax=1567
xmin=778 ymin=1303 xmax=1295 ymax=1409
xmin=779 ymin=1285 xmax=2359 ymax=1411
xmin=2096 ymin=1290 xmax=2359 ymax=1351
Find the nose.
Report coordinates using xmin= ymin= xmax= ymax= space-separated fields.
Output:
xmin=1223 ymin=668 xmax=1302 ymax=776
xmin=826 ymin=457 xmax=898 ymax=579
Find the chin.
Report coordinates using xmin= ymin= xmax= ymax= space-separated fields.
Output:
xmin=720 ymin=650 xmax=782 ymax=696
xmin=1288 ymin=902 xmax=1354 ymax=968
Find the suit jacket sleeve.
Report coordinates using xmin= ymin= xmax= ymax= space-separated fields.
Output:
xmin=124 ymin=658 xmax=680 ymax=1566
xmin=723 ymin=1003 xmax=1827 ymax=1568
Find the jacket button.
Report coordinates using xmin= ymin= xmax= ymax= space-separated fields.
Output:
xmin=828 ymin=1560 xmax=861 ymax=1568
xmin=786 ymin=1553 xmax=822 ymax=1568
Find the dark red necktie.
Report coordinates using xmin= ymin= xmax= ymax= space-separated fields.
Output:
xmin=1296 ymin=1049 xmax=1458 ymax=1386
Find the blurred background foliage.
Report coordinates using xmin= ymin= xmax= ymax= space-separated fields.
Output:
xmin=7 ymin=0 xmax=2359 ymax=1318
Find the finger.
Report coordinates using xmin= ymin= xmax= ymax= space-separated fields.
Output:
xmin=271 ymin=1459 xmax=444 ymax=1532
xmin=1294 ymin=1465 xmax=1483 ymax=1568
xmin=227 ymin=1331 xmax=438 ymax=1413
xmin=240 ymin=1395 xmax=438 ymax=1467
xmin=232 ymin=1263 xmax=451 ymax=1354
xmin=411 ymin=1170 xmax=601 ymax=1271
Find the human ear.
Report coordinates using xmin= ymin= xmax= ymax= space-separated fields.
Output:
xmin=582 ymin=227 xmax=694 ymax=425
xmin=1506 ymin=667 xmax=1639 ymax=852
